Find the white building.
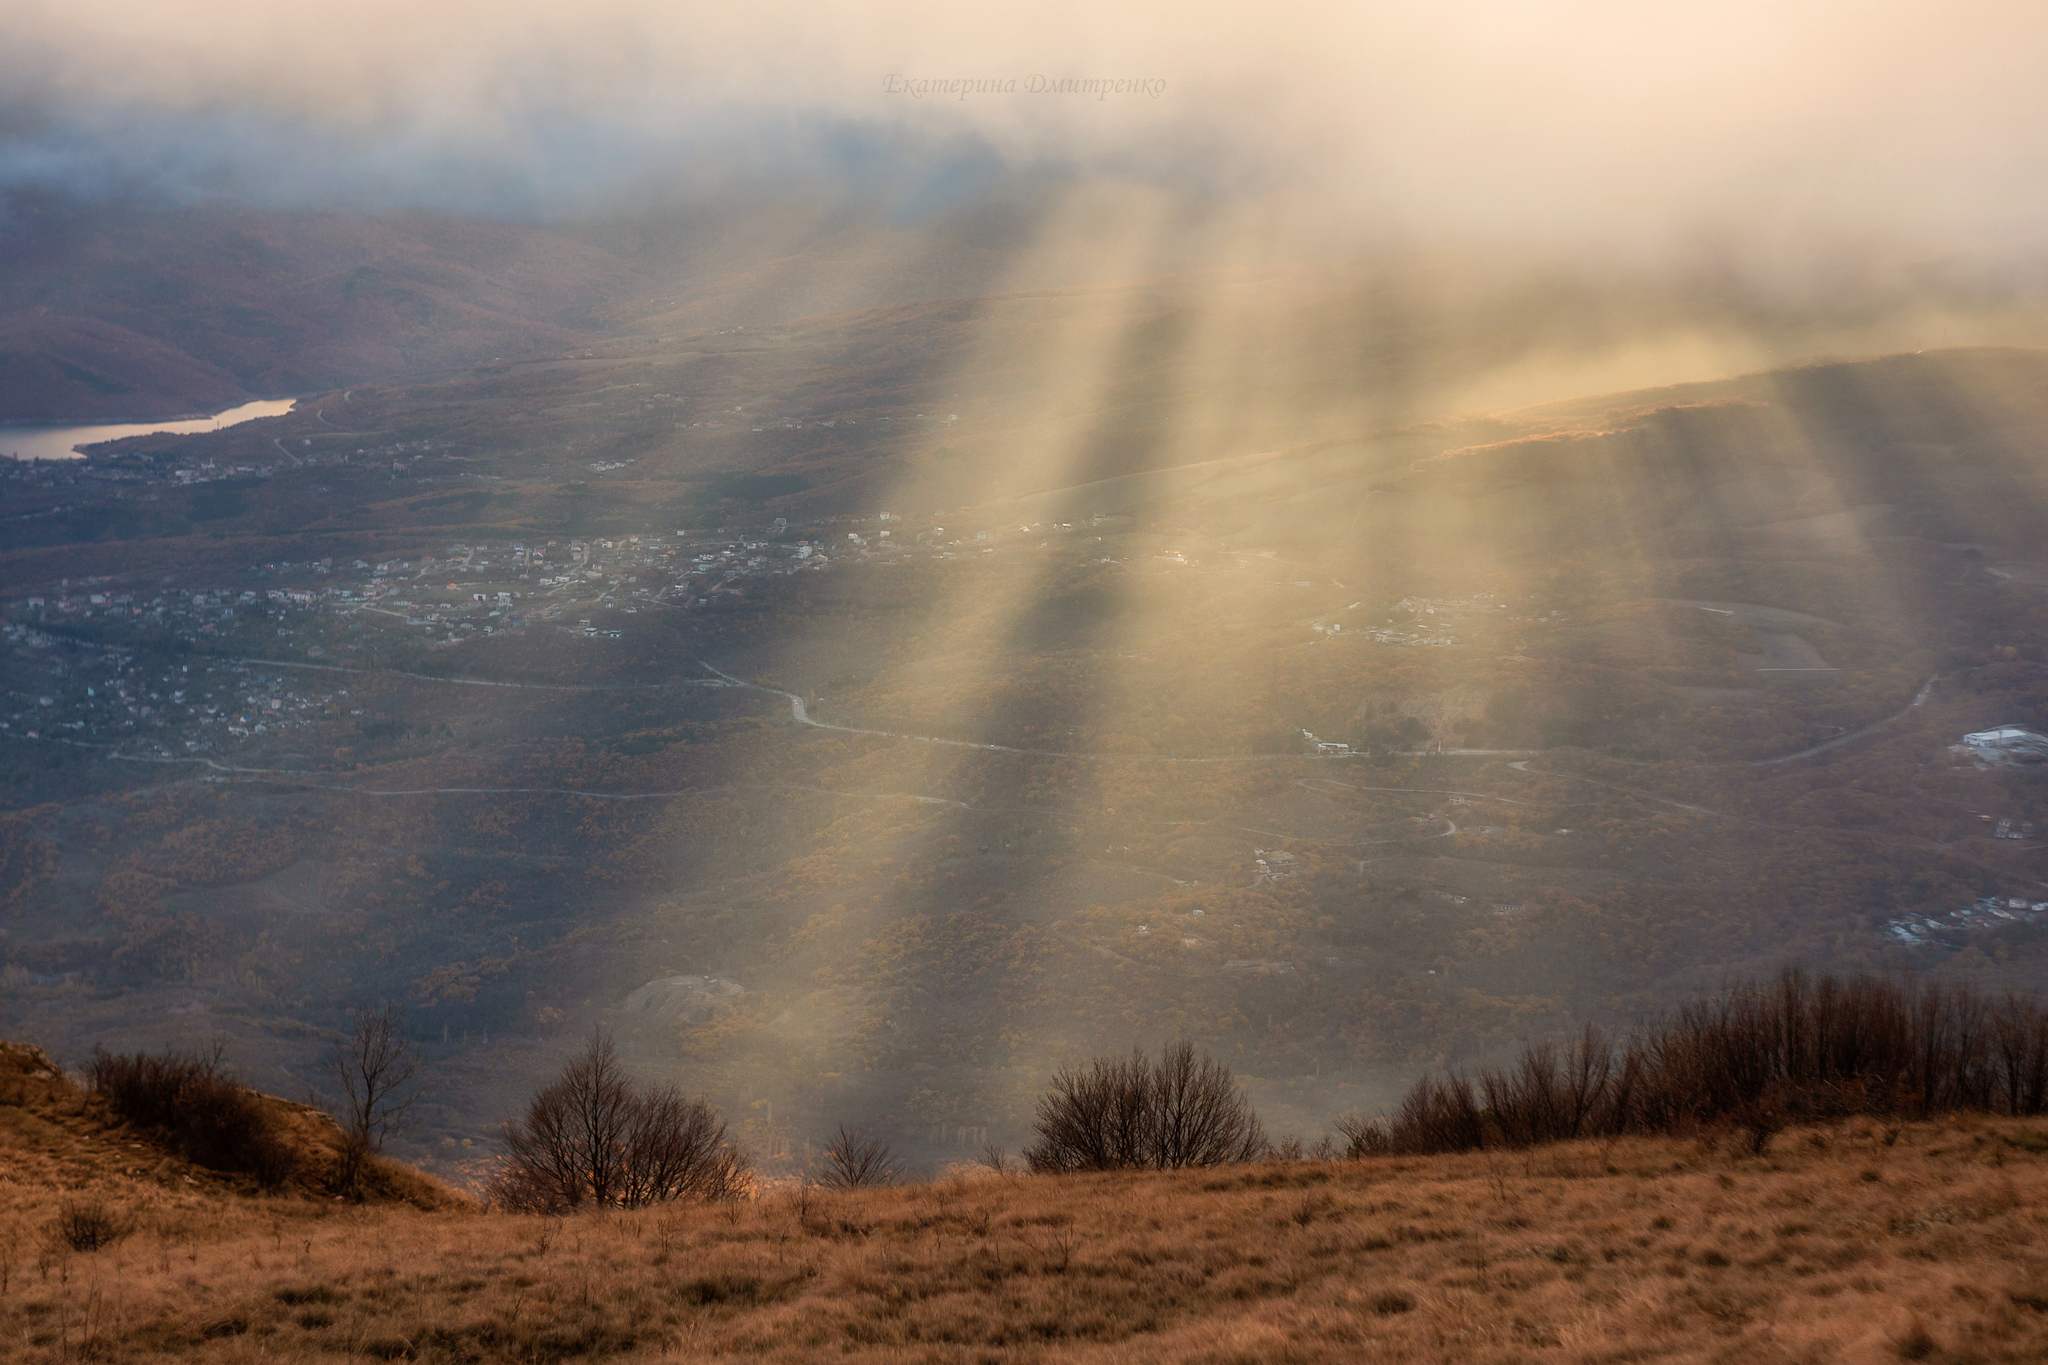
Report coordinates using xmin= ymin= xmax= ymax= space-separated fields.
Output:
xmin=1959 ymin=726 xmax=2048 ymax=764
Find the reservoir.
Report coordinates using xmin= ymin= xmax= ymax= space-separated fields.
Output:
xmin=0 ymin=398 xmax=299 ymax=462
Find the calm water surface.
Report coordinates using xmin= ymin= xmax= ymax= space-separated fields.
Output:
xmin=0 ymin=398 xmax=300 ymax=462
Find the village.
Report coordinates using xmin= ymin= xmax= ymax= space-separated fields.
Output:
xmin=0 ymin=511 xmax=1157 ymax=760
xmin=0 ymin=626 xmax=355 ymax=762
xmin=1306 ymin=591 xmax=1542 ymax=650
xmin=1886 ymin=894 xmax=2048 ymax=947
xmin=0 ymin=525 xmax=840 ymax=760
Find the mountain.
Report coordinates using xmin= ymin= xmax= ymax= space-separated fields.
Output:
xmin=0 ymin=313 xmax=249 ymax=422
xmin=12 ymin=185 xmax=2032 ymax=430
xmin=0 ymin=188 xmax=1107 ymax=424
xmin=0 ymin=192 xmax=632 ymax=420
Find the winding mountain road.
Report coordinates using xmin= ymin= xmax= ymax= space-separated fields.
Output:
xmin=695 ymin=661 xmax=1363 ymax=765
xmin=1746 ymin=673 xmax=1938 ymax=766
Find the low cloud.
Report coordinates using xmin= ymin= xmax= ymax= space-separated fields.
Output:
xmin=1 ymin=0 xmax=2045 ymax=274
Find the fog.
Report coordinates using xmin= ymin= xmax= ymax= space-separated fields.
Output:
xmin=4 ymin=0 xmax=2046 ymax=273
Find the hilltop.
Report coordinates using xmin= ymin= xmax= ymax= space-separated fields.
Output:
xmin=6 ymin=1039 xmax=2048 ymax=1363
xmin=0 ymin=1039 xmax=458 ymax=1208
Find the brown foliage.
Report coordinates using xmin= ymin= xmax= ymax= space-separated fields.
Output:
xmin=86 ymin=1044 xmax=298 ymax=1186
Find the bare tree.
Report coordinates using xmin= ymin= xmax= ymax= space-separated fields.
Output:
xmin=616 ymin=1083 xmax=750 ymax=1206
xmin=1334 ymin=1113 xmax=1390 ymax=1158
xmin=493 ymin=1028 xmax=747 ymax=1211
xmin=1992 ymin=992 xmax=2048 ymax=1118
xmin=1559 ymin=1023 xmax=1614 ymax=1138
xmin=1025 ymin=1040 xmax=1267 ymax=1172
xmin=551 ymin=1029 xmax=638 ymax=1206
xmin=1151 ymin=1040 xmax=1269 ymax=1168
xmin=329 ymin=1004 xmax=421 ymax=1193
xmin=818 ymin=1123 xmax=897 ymax=1189
xmin=1025 ymin=1049 xmax=1154 ymax=1171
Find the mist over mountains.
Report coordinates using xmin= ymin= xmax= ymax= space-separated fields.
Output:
xmin=7 ymin=178 xmax=2048 ymax=429
xmin=6 ymin=1 xmax=2048 ymax=425
xmin=7 ymin=0 xmax=2047 ymax=255
xmin=0 ymin=188 xmax=1058 ymax=420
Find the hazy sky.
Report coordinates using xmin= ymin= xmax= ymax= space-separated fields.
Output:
xmin=3 ymin=0 xmax=2045 ymax=267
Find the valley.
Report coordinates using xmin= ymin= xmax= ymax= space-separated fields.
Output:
xmin=4 ymin=286 xmax=2046 ymax=1178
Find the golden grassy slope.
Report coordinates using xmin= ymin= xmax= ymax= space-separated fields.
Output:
xmin=0 ymin=1040 xmax=458 ymax=1211
xmin=7 ymin=1038 xmax=2048 ymax=1363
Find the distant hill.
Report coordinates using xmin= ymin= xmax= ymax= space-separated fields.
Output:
xmin=16 ymin=182 xmax=2030 ymax=430
xmin=0 ymin=192 xmax=634 ymax=420
xmin=0 ymin=189 xmax=1092 ymax=424
xmin=0 ymin=313 xmax=249 ymax=421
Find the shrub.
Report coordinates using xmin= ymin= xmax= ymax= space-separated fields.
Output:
xmin=818 ymin=1124 xmax=897 ymax=1189
xmin=1480 ymin=1025 xmax=1616 ymax=1147
xmin=1374 ymin=970 xmax=2048 ymax=1156
xmin=1025 ymin=1040 xmax=1268 ymax=1172
xmin=1390 ymin=1074 xmax=1487 ymax=1154
xmin=1334 ymin=1114 xmax=1391 ymax=1158
xmin=86 ymin=1043 xmax=295 ymax=1185
xmin=52 ymin=1198 xmax=129 ymax=1252
xmin=491 ymin=1029 xmax=748 ymax=1211
xmin=85 ymin=1044 xmax=211 ymax=1131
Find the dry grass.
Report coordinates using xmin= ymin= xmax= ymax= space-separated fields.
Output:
xmin=0 ymin=1041 xmax=457 ymax=1211
xmin=9 ymin=1044 xmax=2048 ymax=1362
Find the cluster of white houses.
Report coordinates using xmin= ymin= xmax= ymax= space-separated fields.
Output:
xmin=1887 ymin=895 xmax=2048 ymax=947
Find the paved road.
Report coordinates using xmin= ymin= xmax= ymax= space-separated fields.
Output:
xmin=38 ymin=655 xmax=1944 ymax=821
xmin=696 ymin=661 xmax=1369 ymax=765
xmin=197 ymin=768 xmax=973 ymax=806
xmin=237 ymin=657 xmax=706 ymax=693
xmin=1748 ymin=673 xmax=1938 ymax=766
xmin=227 ymin=658 xmax=1933 ymax=771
